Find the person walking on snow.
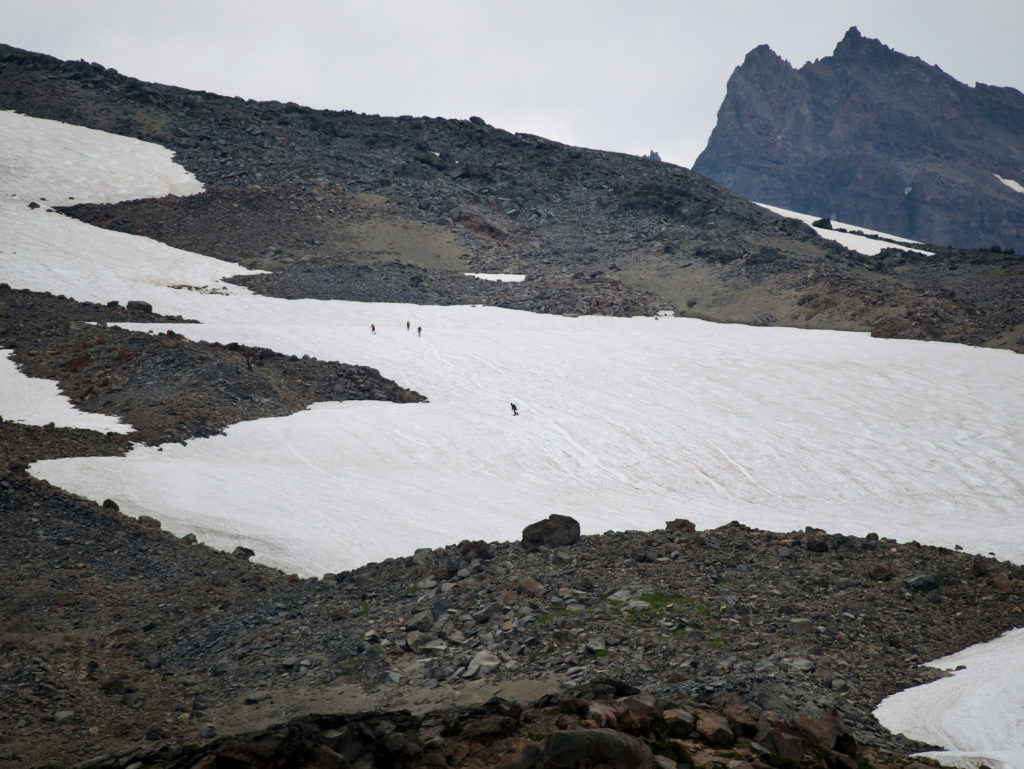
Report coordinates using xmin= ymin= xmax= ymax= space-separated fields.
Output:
xmin=371 ymin=323 xmax=376 ymax=334
xmin=406 ymin=320 xmax=410 ymax=331
xmin=510 ymin=403 xmax=519 ymax=416
xmin=417 ymin=326 xmax=422 ymax=337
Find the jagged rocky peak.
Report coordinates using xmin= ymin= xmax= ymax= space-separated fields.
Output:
xmin=693 ymin=28 xmax=1024 ymax=254
xmin=832 ymin=25 xmax=877 ymax=56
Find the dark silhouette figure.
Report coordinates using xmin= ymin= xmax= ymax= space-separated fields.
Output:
xmin=511 ymin=403 xmax=519 ymax=416
xmin=417 ymin=326 xmax=422 ymax=337
xmin=371 ymin=323 xmax=376 ymax=334
xmin=406 ymin=320 xmax=410 ymax=331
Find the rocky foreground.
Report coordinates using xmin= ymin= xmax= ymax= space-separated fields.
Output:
xmin=3 ymin=455 xmax=1023 ymax=768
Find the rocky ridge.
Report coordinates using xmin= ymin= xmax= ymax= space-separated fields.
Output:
xmin=694 ymin=26 xmax=1024 ymax=254
xmin=3 ymin=41 xmax=1024 ymax=352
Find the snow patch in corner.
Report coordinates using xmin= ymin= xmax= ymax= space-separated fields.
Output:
xmin=0 ymin=350 xmax=134 ymax=433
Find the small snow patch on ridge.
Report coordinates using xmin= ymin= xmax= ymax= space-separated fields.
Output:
xmin=757 ymin=203 xmax=932 ymax=256
xmin=0 ymin=110 xmax=203 ymax=204
xmin=0 ymin=350 xmax=133 ymax=433
xmin=464 ymin=273 xmax=526 ymax=282
xmin=994 ymin=174 xmax=1024 ymax=194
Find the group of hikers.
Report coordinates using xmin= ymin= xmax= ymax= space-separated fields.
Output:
xmin=371 ymin=321 xmax=421 ymax=337
xmin=369 ymin=320 xmax=520 ymax=416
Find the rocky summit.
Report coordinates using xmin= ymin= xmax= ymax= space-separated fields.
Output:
xmin=694 ymin=26 xmax=1024 ymax=255
xmin=1 ymin=39 xmax=1024 ymax=769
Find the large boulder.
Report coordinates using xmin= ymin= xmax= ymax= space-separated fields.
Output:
xmin=539 ymin=728 xmax=653 ymax=769
xmin=521 ymin=514 xmax=581 ymax=551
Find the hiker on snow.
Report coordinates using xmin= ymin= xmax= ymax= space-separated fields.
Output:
xmin=510 ymin=403 xmax=519 ymax=416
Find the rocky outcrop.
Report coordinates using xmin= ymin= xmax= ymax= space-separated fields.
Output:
xmin=694 ymin=26 xmax=1024 ymax=254
xmin=56 ymin=688 xmax=889 ymax=769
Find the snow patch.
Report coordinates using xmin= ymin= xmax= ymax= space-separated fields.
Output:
xmin=875 ymin=628 xmax=1024 ymax=768
xmin=994 ymin=173 xmax=1024 ymax=194
xmin=0 ymin=110 xmax=203 ymax=204
xmin=464 ymin=273 xmax=526 ymax=282
xmin=757 ymin=203 xmax=933 ymax=256
xmin=0 ymin=350 xmax=133 ymax=433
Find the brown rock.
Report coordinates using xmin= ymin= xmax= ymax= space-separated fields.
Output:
xmin=538 ymin=728 xmax=653 ymax=769
xmin=868 ymin=563 xmax=893 ymax=581
xmin=796 ymin=708 xmax=855 ymax=754
xmin=612 ymin=693 xmax=662 ymax=733
xmin=490 ymin=744 xmax=542 ymax=769
xmin=587 ymin=701 xmax=618 ymax=728
xmin=519 ymin=577 xmax=545 ymax=594
xmin=695 ymin=709 xmax=735 ymax=747
xmin=459 ymin=539 xmax=493 ymax=560
xmin=761 ymin=727 xmax=803 ymax=761
xmin=522 ymin=514 xmax=581 ymax=551
xmin=462 ymin=714 xmax=518 ymax=739
xmin=992 ymin=573 xmax=1012 ymax=593
xmin=666 ymin=518 xmax=696 ymax=533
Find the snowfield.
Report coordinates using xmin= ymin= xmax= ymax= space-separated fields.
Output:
xmin=994 ymin=174 xmax=1024 ymax=195
xmin=2 ymin=110 xmax=1023 ymax=769
xmin=757 ymin=202 xmax=934 ymax=255
xmin=0 ymin=350 xmax=132 ymax=433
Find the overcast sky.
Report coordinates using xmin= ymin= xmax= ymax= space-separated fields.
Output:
xmin=5 ymin=0 xmax=1023 ymax=168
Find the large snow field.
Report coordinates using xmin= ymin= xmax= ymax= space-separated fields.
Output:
xmin=2 ymin=110 xmax=1024 ymax=768
xmin=17 ymin=282 xmax=1024 ymax=576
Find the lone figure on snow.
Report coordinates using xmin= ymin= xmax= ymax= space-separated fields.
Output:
xmin=371 ymin=323 xmax=376 ymax=334
xmin=510 ymin=403 xmax=519 ymax=416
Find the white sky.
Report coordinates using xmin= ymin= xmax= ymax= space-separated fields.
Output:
xmin=3 ymin=0 xmax=1023 ymax=168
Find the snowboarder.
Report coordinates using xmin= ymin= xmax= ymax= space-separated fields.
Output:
xmin=371 ymin=323 xmax=376 ymax=334
xmin=510 ymin=403 xmax=519 ymax=416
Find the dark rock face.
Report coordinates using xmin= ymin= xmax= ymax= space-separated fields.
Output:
xmin=694 ymin=26 xmax=1024 ymax=254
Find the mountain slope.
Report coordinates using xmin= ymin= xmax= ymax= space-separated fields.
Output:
xmin=2 ymin=42 xmax=1023 ymax=352
xmin=693 ymin=27 xmax=1024 ymax=255
xmin=3 ymin=44 xmax=1024 ymax=769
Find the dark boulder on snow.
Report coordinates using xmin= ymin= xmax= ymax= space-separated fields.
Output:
xmin=521 ymin=514 xmax=581 ymax=551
